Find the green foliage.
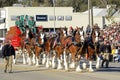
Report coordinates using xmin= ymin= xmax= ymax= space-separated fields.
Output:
xmin=105 ymin=5 xmax=116 ymax=22
xmin=0 ymin=0 xmax=18 ymax=7
xmin=1 ymin=0 xmax=120 ymax=12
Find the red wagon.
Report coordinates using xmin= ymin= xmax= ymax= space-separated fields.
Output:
xmin=5 ymin=26 xmax=22 ymax=49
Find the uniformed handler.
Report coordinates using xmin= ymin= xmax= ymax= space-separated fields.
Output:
xmin=28 ymin=16 xmax=36 ymax=34
xmin=2 ymin=40 xmax=15 ymax=73
xmin=15 ymin=16 xmax=25 ymax=33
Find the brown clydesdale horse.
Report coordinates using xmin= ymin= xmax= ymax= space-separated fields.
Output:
xmin=34 ymin=32 xmax=45 ymax=66
xmin=51 ymin=28 xmax=86 ymax=71
xmin=19 ymin=28 xmax=36 ymax=65
xmin=86 ymin=28 xmax=101 ymax=71
xmin=64 ymin=28 xmax=87 ymax=72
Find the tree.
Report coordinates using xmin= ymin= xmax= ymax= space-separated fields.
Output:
xmin=0 ymin=0 xmax=18 ymax=7
xmin=63 ymin=0 xmax=73 ymax=7
xmin=43 ymin=0 xmax=53 ymax=7
xmin=105 ymin=5 xmax=117 ymax=22
xmin=32 ymin=0 xmax=40 ymax=6
xmin=1 ymin=0 xmax=120 ymax=13
xmin=56 ymin=0 xmax=65 ymax=7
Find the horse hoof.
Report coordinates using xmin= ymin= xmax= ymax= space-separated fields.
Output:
xmin=57 ymin=67 xmax=63 ymax=70
xmin=69 ymin=65 xmax=75 ymax=69
xmin=96 ymin=65 xmax=100 ymax=69
xmin=29 ymin=63 xmax=33 ymax=65
xmin=46 ymin=65 xmax=50 ymax=68
xmin=23 ymin=63 xmax=26 ymax=65
xmin=42 ymin=59 xmax=46 ymax=65
xmin=75 ymin=68 xmax=82 ymax=72
xmin=76 ymin=69 xmax=83 ymax=72
xmin=35 ymin=64 xmax=39 ymax=67
xmin=82 ymin=63 xmax=87 ymax=70
xmin=76 ymin=68 xmax=83 ymax=72
xmin=52 ymin=65 xmax=57 ymax=69
xmin=57 ymin=68 xmax=63 ymax=70
xmin=13 ymin=62 xmax=16 ymax=64
xmin=65 ymin=69 xmax=70 ymax=72
xmin=76 ymin=66 xmax=82 ymax=72
xmin=32 ymin=62 xmax=36 ymax=65
xmin=89 ymin=69 xmax=94 ymax=72
xmin=52 ymin=67 xmax=56 ymax=69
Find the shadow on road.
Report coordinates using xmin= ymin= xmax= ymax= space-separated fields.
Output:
xmin=13 ymin=68 xmax=49 ymax=73
xmin=96 ymin=66 xmax=120 ymax=72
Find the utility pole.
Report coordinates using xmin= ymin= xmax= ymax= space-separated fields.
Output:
xmin=53 ymin=0 xmax=56 ymax=32
xmin=88 ymin=0 xmax=93 ymax=28
xmin=0 ymin=7 xmax=1 ymax=18
xmin=88 ymin=0 xmax=90 ymax=26
xmin=91 ymin=4 xmax=94 ymax=28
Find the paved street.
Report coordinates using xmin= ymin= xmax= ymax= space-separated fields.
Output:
xmin=0 ymin=58 xmax=120 ymax=80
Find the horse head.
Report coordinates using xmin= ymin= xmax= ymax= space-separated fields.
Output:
xmin=40 ymin=32 xmax=45 ymax=44
xmin=91 ymin=29 xmax=100 ymax=54
xmin=76 ymin=27 xmax=85 ymax=45
xmin=91 ymin=29 xmax=100 ymax=44
xmin=62 ymin=28 xmax=67 ymax=37
xmin=25 ymin=28 xmax=30 ymax=39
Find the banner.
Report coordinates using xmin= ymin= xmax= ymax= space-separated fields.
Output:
xmin=36 ymin=15 xmax=48 ymax=21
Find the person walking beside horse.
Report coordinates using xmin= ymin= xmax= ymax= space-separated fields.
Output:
xmin=2 ymin=40 xmax=15 ymax=73
xmin=100 ymin=40 xmax=111 ymax=68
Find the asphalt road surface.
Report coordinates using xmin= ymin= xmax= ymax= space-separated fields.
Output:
xmin=0 ymin=58 xmax=120 ymax=80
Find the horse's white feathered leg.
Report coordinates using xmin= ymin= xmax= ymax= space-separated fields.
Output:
xmin=63 ymin=51 xmax=68 ymax=71
xmin=23 ymin=53 xmax=26 ymax=64
xmin=82 ymin=62 xmax=87 ymax=70
xmin=36 ymin=57 xmax=39 ymax=66
xmin=46 ymin=55 xmax=50 ymax=68
xmin=76 ymin=61 xmax=82 ymax=72
xmin=13 ymin=55 xmax=16 ymax=64
xmin=68 ymin=54 xmax=72 ymax=63
xmin=42 ymin=54 xmax=46 ymax=64
xmin=69 ymin=60 xmax=75 ymax=69
xmin=96 ymin=56 xmax=100 ymax=69
xmin=32 ymin=53 xmax=36 ymax=64
xmin=89 ymin=61 xmax=94 ymax=72
xmin=57 ymin=58 xmax=63 ymax=70
xmin=28 ymin=56 xmax=32 ymax=65
xmin=52 ymin=55 xmax=56 ymax=69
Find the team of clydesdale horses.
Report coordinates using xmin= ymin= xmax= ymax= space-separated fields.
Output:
xmin=15 ymin=27 xmax=101 ymax=72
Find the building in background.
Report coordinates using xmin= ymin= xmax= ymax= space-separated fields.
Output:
xmin=0 ymin=6 xmax=120 ymax=38
xmin=0 ymin=8 xmax=6 ymax=41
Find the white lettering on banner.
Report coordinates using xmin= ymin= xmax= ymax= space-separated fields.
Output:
xmin=37 ymin=17 xmax=46 ymax=19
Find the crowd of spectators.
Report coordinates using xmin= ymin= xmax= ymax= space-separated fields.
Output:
xmin=85 ymin=22 xmax=120 ymax=63
xmin=102 ymin=22 xmax=120 ymax=47
xmin=100 ymin=22 xmax=120 ymax=62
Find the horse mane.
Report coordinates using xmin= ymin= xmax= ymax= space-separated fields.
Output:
xmin=28 ymin=29 xmax=34 ymax=39
xmin=37 ymin=36 xmax=42 ymax=44
xmin=58 ymin=28 xmax=64 ymax=37
xmin=75 ymin=33 xmax=80 ymax=43
xmin=91 ymin=29 xmax=95 ymax=36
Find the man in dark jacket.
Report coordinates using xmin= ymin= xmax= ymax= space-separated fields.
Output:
xmin=2 ymin=40 xmax=15 ymax=73
xmin=101 ymin=41 xmax=111 ymax=68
